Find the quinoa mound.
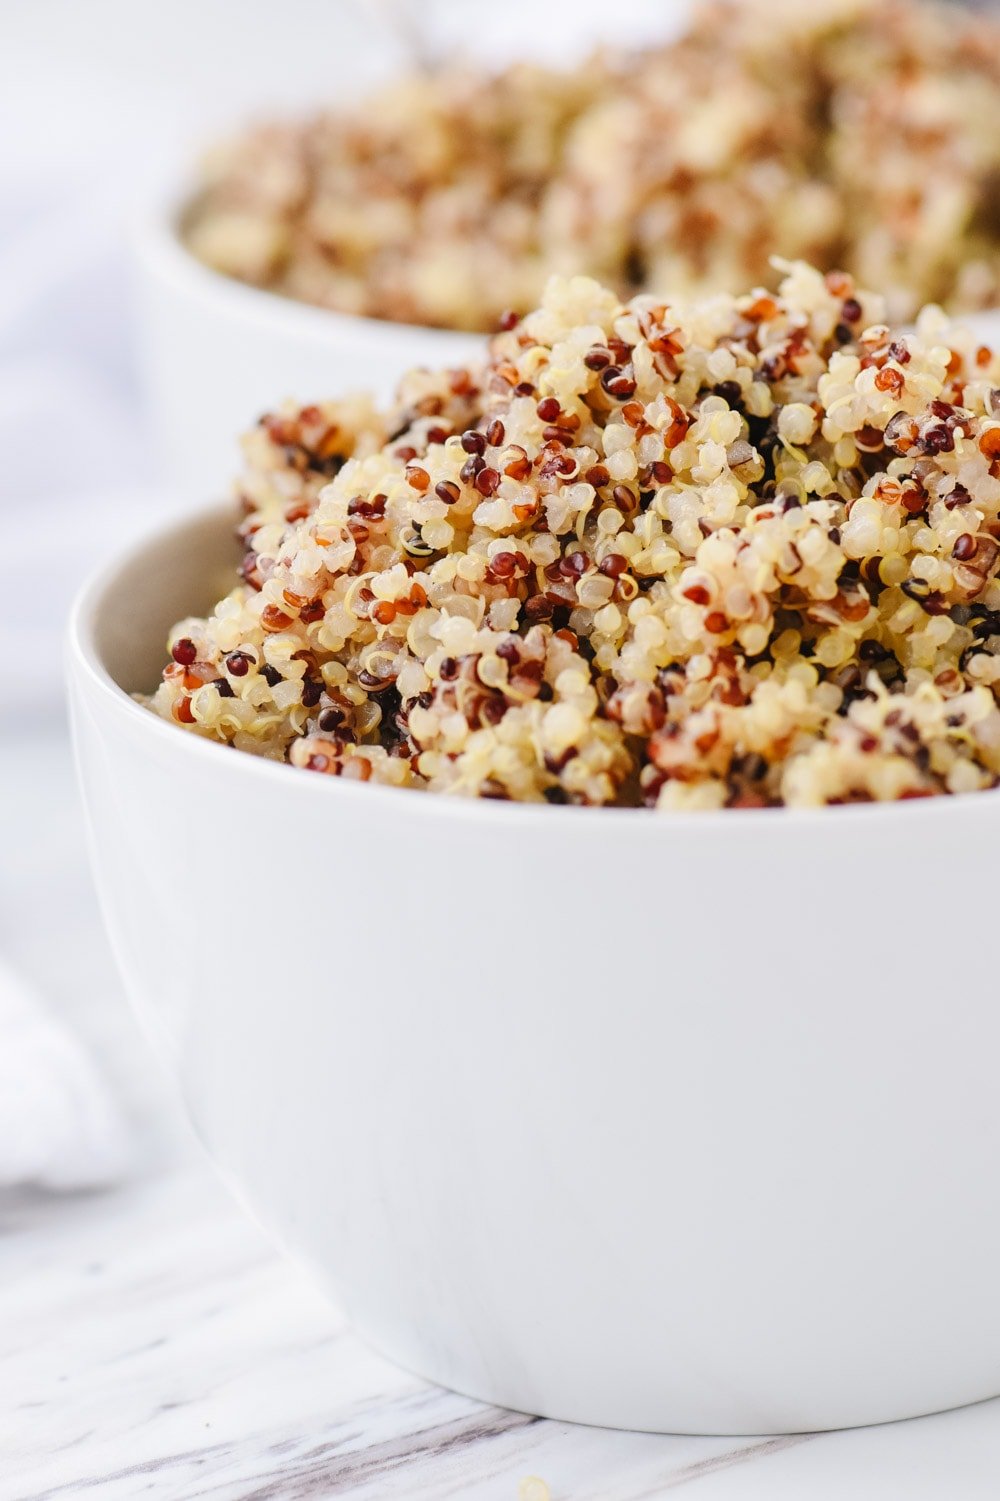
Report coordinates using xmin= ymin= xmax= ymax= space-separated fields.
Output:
xmin=183 ymin=0 xmax=1000 ymax=331
xmin=147 ymin=263 xmax=1000 ymax=810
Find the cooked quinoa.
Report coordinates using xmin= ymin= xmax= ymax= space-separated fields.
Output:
xmin=182 ymin=0 xmax=1000 ymax=332
xmin=147 ymin=262 xmax=1000 ymax=810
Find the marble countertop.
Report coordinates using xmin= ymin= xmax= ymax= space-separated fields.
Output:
xmin=6 ymin=723 xmax=1000 ymax=1500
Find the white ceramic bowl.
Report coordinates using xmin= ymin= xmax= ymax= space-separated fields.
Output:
xmin=69 ymin=503 xmax=1000 ymax=1437
xmin=132 ymin=203 xmax=482 ymax=498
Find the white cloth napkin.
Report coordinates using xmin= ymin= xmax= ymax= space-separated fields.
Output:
xmin=0 ymin=957 xmax=129 ymax=1191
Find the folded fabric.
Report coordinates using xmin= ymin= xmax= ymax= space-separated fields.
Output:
xmin=0 ymin=955 xmax=129 ymax=1191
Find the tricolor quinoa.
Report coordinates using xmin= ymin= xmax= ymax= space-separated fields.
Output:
xmin=147 ymin=263 xmax=1000 ymax=809
xmin=183 ymin=0 xmax=1000 ymax=331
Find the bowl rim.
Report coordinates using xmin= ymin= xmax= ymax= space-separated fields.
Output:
xmin=66 ymin=499 xmax=1000 ymax=833
xmin=132 ymin=186 xmax=489 ymax=353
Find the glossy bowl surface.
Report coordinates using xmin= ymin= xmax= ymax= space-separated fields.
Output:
xmin=68 ymin=503 xmax=1000 ymax=1434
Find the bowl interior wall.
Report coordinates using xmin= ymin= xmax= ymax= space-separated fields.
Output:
xmin=92 ymin=508 xmax=239 ymax=695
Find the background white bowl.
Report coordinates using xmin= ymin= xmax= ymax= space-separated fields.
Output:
xmin=132 ymin=208 xmax=482 ymax=499
xmin=69 ymin=502 xmax=1000 ymax=1436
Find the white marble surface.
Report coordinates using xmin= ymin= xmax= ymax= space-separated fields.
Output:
xmin=6 ymin=723 xmax=1000 ymax=1500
